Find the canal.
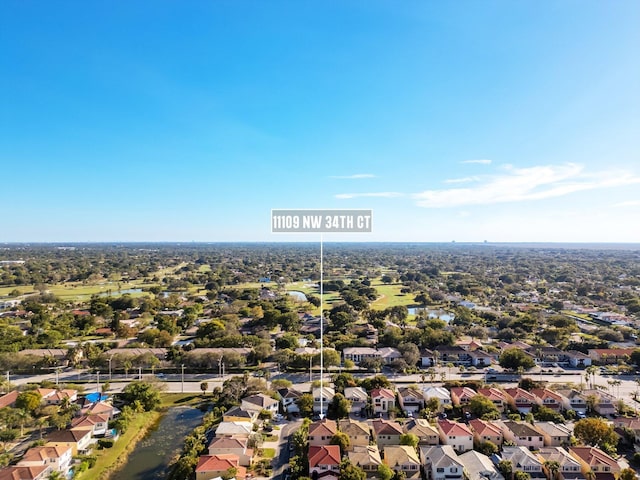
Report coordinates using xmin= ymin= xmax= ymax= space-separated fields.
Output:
xmin=115 ymin=406 xmax=205 ymax=480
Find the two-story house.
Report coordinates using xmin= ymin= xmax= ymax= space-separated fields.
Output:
xmin=372 ymin=419 xmax=403 ymax=447
xmin=0 ymin=466 xmax=52 ymax=480
xmin=500 ymin=446 xmax=545 ymax=479
xmin=534 ymin=422 xmax=573 ymax=447
xmin=348 ymin=445 xmax=383 ymax=478
xmin=398 ymin=387 xmax=425 ymax=414
xmin=531 ymin=389 xmax=566 ymax=412
xmin=45 ymin=428 xmax=93 ymax=456
xmin=422 ymin=387 xmax=452 ymax=410
xmin=459 ymin=450 xmax=504 ymax=480
xmin=569 ymin=447 xmax=621 ymax=480
xmin=344 ymin=386 xmax=368 ymax=414
xmin=339 ymin=419 xmax=370 ymax=450
xmin=383 ymin=445 xmax=421 ymax=479
xmin=477 ymin=388 xmax=510 ymax=413
xmin=499 ymin=421 xmax=545 ymax=450
xmin=241 ymin=393 xmax=279 ymax=415
xmin=207 ymin=437 xmax=253 ymax=467
xmin=437 ymin=419 xmax=473 ymax=453
xmin=581 ymin=390 xmax=617 ymax=416
xmin=450 ymin=387 xmax=478 ymax=408
xmin=70 ymin=413 xmax=110 ymax=437
xmin=308 ymin=419 xmax=338 ymax=446
xmin=278 ymin=387 xmax=302 ymax=415
xmin=195 ymin=454 xmax=247 ymax=480
xmin=556 ymin=390 xmax=587 ymax=415
xmin=469 ymin=419 xmax=503 ymax=447
xmin=504 ymin=388 xmax=540 ymax=414
xmin=309 ymin=445 xmax=341 ymax=480
xmin=420 ymin=445 xmax=465 ymax=480
xmin=371 ymin=388 xmax=395 ymax=416
xmin=313 ymin=386 xmax=336 ymax=417
xmin=537 ymin=447 xmax=583 ymax=480
xmin=403 ymin=419 xmax=439 ymax=445
xmin=16 ymin=445 xmax=72 ymax=476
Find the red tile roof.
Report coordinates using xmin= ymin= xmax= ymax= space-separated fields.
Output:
xmin=195 ymin=454 xmax=246 ymax=479
xmin=437 ymin=419 xmax=473 ymax=436
xmin=371 ymin=388 xmax=395 ymax=399
xmin=0 ymin=391 xmax=19 ymax=409
xmin=308 ymin=445 xmax=341 ymax=468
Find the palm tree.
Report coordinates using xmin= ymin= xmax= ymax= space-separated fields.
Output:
xmin=15 ymin=409 xmax=31 ymax=437
xmin=123 ymin=359 xmax=132 ymax=379
xmin=585 ymin=366 xmax=598 ymax=389
xmin=544 ymin=460 xmax=560 ymax=480
xmin=35 ymin=417 xmax=48 ymax=439
xmin=498 ymin=460 xmax=513 ymax=480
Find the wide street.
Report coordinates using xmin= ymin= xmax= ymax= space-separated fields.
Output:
xmin=10 ymin=366 xmax=640 ymax=410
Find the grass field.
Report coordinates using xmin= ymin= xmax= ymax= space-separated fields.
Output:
xmin=159 ymin=393 xmax=206 ymax=408
xmin=370 ymin=281 xmax=416 ymax=310
xmin=75 ymin=410 xmax=161 ymax=480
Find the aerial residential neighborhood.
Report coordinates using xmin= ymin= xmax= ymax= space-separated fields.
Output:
xmin=0 ymin=244 xmax=639 ymax=480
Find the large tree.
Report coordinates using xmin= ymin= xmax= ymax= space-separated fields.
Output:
xmin=468 ymin=395 xmax=500 ymax=420
xmin=499 ymin=348 xmax=535 ymax=371
xmin=573 ymin=418 xmax=618 ymax=451
xmin=120 ymin=381 xmax=162 ymax=411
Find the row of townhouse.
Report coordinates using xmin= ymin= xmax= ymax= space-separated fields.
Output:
xmin=309 ymin=442 xmax=422 ymax=479
xmin=196 ymin=393 xmax=281 ymax=479
xmin=279 ymin=382 xmax=618 ymax=421
xmin=309 ymin=441 xmax=622 ymax=480
xmin=306 ymin=417 xmax=473 ymax=453
xmin=0 ymin=397 xmax=119 ymax=480
xmin=494 ymin=445 xmax=622 ymax=480
xmin=342 ymin=347 xmax=403 ymax=365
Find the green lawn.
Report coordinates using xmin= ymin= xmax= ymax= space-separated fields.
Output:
xmin=261 ymin=448 xmax=276 ymax=459
xmin=370 ymin=281 xmax=416 ymax=310
xmin=159 ymin=393 xmax=206 ymax=408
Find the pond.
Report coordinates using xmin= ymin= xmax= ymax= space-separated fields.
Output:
xmin=115 ymin=406 xmax=205 ymax=480
xmin=99 ymin=288 xmax=142 ymax=296
xmin=407 ymin=307 xmax=455 ymax=323
xmin=287 ymin=290 xmax=308 ymax=301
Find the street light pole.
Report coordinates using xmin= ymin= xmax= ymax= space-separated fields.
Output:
xmin=97 ymin=371 xmax=100 ymax=393
xmin=181 ymin=364 xmax=185 ymax=393
xmin=108 ymin=357 xmax=113 ymax=381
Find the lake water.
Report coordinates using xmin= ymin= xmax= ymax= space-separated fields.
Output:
xmin=287 ymin=290 xmax=308 ymax=301
xmin=115 ymin=407 xmax=205 ymax=480
xmin=99 ymin=288 xmax=142 ymax=296
xmin=407 ymin=308 xmax=455 ymax=323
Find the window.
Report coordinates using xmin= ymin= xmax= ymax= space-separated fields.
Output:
xmin=437 ymin=468 xmax=445 ymax=473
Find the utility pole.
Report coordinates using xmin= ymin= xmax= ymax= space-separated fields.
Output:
xmin=181 ymin=364 xmax=185 ymax=393
xmin=96 ymin=371 xmax=100 ymax=393
xmin=108 ymin=357 xmax=113 ymax=381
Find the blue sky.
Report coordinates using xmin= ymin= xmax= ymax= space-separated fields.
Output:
xmin=1 ymin=1 xmax=638 ymax=242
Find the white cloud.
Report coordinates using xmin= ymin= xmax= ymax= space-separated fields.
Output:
xmin=413 ymin=163 xmax=640 ymax=208
xmin=461 ymin=159 xmax=492 ymax=165
xmin=443 ymin=176 xmax=480 ymax=184
xmin=329 ymin=173 xmax=376 ymax=179
xmin=613 ymin=200 xmax=640 ymax=207
xmin=335 ymin=192 xmax=404 ymax=199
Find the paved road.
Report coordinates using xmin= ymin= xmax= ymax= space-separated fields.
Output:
xmin=10 ymin=367 xmax=640 ymax=411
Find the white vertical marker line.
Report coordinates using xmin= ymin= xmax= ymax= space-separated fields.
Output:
xmin=320 ymin=232 xmax=324 ymax=418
